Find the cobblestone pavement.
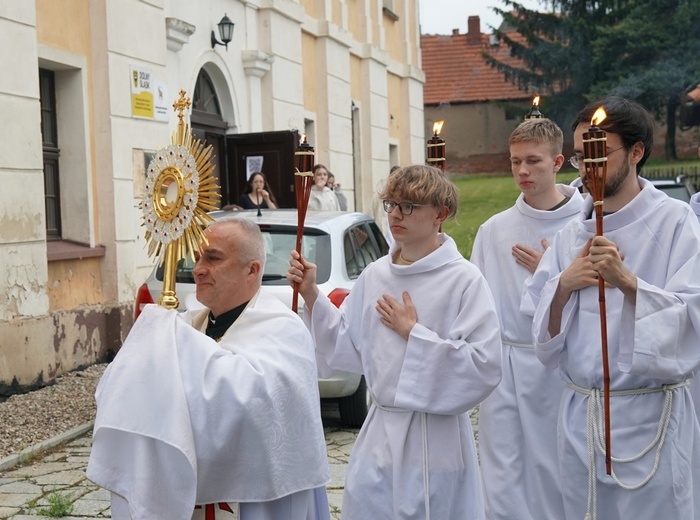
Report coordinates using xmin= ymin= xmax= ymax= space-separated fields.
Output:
xmin=0 ymin=405 xmax=358 ymax=520
xmin=0 ymin=406 xmax=478 ymax=519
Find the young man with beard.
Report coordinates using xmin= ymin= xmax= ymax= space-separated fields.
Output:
xmin=528 ymin=96 xmax=700 ymax=520
xmin=471 ymin=118 xmax=584 ymax=520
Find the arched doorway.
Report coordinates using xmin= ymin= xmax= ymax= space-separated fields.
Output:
xmin=190 ymin=66 xmax=298 ymax=209
xmin=191 ymin=69 xmax=228 ymax=206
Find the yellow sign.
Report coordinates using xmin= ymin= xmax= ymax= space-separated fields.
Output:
xmin=130 ymin=65 xmax=154 ymax=118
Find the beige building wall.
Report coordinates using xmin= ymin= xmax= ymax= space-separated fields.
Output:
xmin=0 ymin=0 xmax=425 ymax=394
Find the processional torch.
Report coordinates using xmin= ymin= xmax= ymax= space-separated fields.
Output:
xmin=525 ymin=95 xmax=543 ymax=120
xmin=291 ymin=134 xmax=315 ymax=313
xmin=427 ymin=121 xmax=446 ymax=171
xmin=582 ymin=107 xmax=612 ymax=475
xmin=140 ymin=89 xmax=220 ymax=310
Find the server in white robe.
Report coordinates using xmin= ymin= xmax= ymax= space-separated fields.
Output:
xmin=471 ymin=119 xmax=584 ymax=520
xmin=530 ymin=96 xmax=700 ymax=520
xmin=288 ymin=165 xmax=502 ymax=520
xmin=87 ymin=218 xmax=331 ymax=520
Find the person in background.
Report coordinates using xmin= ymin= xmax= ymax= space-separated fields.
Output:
xmin=529 ymin=96 xmax=700 ymax=520
xmin=287 ymin=164 xmax=502 ymax=519
xmin=326 ymin=172 xmax=348 ymax=211
xmin=472 ymin=118 xmax=584 ymax=520
xmin=308 ymin=164 xmax=341 ymax=211
xmin=238 ymin=171 xmax=278 ymax=210
xmin=88 ymin=218 xmax=330 ymax=520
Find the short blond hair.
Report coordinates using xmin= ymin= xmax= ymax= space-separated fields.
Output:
xmin=378 ymin=165 xmax=458 ymax=220
xmin=509 ymin=118 xmax=563 ymax=157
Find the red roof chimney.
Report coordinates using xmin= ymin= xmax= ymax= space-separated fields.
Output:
xmin=467 ymin=15 xmax=481 ymax=45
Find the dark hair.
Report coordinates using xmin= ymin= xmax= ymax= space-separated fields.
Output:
xmin=572 ymin=96 xmax=655 ymax=174
xmin=244 ymin=172 xmax=277 ymax=205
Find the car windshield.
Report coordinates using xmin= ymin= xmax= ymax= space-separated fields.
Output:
xmin=156 ymin=227 xmax=332 ymax=285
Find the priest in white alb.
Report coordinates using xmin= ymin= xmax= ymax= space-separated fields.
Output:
xmin=87 ymin=218 xmax=331 ymax=520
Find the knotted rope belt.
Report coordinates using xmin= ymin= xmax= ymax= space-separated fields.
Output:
xmin=567 ymin=380 xmax=689 ymax=520
xmin=374 ymin=401 xmax=431 ymax=520
xmin=502 ymin=338 xmax=534 ymax=349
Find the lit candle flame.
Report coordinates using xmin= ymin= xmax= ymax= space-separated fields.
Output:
xmin=591 ymin=107 xmax=607 ymax=127
xmin=533 ymin=95 xmax=540 ymax=106
xmin=300 ymin=133 xmax=307 ymax=144
xmin=433 ymin=121 xmax=444 ymax=136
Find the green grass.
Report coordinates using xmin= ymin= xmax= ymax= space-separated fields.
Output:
xmin=36 ymin=491 xmax=74 ymax=517
xmin=443 ymin=172 xmax=579 ymax=259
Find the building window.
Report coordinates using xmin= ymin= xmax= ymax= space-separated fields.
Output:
xmin=382 ymin=0 xmax=399 ymax=21
xmin=39 ymin=68 xmax=61 ymax=239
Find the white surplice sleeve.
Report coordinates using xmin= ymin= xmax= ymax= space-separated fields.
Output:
xmin=305 ymin=286 xmax=365 ymax=377
xmin=617 ymin=220 xmax=700 ymax=379
xmin=531 ymin=233 xmax=580 ymax=369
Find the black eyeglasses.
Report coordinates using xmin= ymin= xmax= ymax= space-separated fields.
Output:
xmin=569 ymin=145 xmax=625 ymax=170
xmin=382 ymin=200 xmax=430 ymax=215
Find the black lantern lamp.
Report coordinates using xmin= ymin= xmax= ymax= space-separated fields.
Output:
xmin=211 ymin=14 xmax=235 ymax=50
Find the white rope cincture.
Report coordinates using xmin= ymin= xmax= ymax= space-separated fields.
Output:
xmin=373 ymin=401 xmax=431 ymax=520
xmin=569 ymin=381 xmax=689 ymax=520
xmin=421 ymin=411 xmax=431 ymax=520
xmin=501 ymin=338 xmax=534 ymax=349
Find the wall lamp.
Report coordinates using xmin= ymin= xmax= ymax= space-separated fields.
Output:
xmin=211 ymin=14 xmax=234 ymax=50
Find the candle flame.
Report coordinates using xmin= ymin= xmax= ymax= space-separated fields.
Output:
xmin=533 ymin=95 xmax=540 ymax=106
xmin=591 ymin=107 xmax=607 ymax=127
xmin=300 ymin=134 xmax=307 ymax=144
xmin=433 ymin=121 xmax=444 ymax=136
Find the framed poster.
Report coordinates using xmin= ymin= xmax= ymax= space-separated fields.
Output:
xmin=246 ymin=156 xmax=264 ymax=180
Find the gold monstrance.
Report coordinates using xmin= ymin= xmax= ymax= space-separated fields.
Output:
xmin=141 ymin=89 xmax=221 ymax=309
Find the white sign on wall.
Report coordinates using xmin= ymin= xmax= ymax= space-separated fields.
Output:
xmin=153 ymin=80 xmax=169 ymax=122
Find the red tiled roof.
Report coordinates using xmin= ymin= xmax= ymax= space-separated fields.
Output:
xmin=422 ymin=26 xmax=532 ymax=105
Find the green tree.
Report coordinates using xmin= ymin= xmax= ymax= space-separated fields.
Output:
xmin=484 ymin=0 xmax=700 ymax=159
xmin=589 ymin=0 xmax=700 ymax=159
xmin=483 ymin=1 xmax=631 ymax=128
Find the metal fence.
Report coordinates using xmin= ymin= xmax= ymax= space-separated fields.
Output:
xmin=642 ymin=165 xmax=700 ymax=190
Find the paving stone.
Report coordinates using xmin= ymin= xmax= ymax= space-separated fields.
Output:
xmin=0 ymin=506 xmax=21 ymax=519
xmin=0 ymin=418 xmax=359 ymax=519
xmin=327 ymin=462 xmax=347 ymax=489
xmin=34 ymin=470 xmax=86 ymax=487
xmin=78 ymin=488 xmax=110 ymax=501
xmin=5 ymin=462 xmax=82 ymax=478
xmin=0 ymin=482 xmax=41 ymax=495
xmin=70 ymin=498 xmax=111 ymax=516
xmin=0 ymin=493 xmax=40 ymax=508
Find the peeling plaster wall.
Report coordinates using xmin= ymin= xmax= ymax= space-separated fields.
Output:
xmin=0 ymin=303 xmax=131 ymax=396
xmin=47 ymin=258 xmax=105 ymax=311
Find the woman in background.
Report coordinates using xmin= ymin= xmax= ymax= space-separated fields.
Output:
xmin=238 ymin=172 xmax=278 ymax=210
xmin=308 ymin=164 xmax=341 ymax=211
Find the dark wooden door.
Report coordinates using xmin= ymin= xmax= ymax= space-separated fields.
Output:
xmin=225 ymin=130 xmax=298 ymax=208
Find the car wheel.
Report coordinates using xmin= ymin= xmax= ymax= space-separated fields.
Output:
xmin=338 ymin=376 xmax=370 ymax=428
